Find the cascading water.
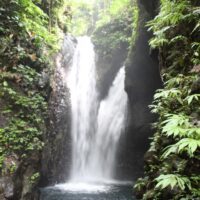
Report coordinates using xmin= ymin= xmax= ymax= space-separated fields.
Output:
xmin=40 ymin=36 xmax=133 ymax=199
xmin=68 ymin=36 xmax=127 ymax=184
xmin=68 ymin=36 xmax=99 ymax=182
xmin=88 ymin=67 xmax=127 ymax=181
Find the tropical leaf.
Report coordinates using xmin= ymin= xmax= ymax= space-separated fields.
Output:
xmin=155 ymin=174 xmax=191 ymax=190
xmin=154 ymin=89 xmax=182 ymax=100
xmin=185 ymin=94 xmax=200 ymax=105
xmin=162 ymin=138 xmax=200 ymax=158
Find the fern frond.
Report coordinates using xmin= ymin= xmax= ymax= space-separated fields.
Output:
xmin=155 ymin=174 xmax=191 ymax=190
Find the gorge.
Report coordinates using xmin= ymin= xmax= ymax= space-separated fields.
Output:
xmin=0 ymin=0 xmax=199 ymax=200
xmin=40 ymin=36 xmax=131 ymax=199
xmin=39 ymin=1 xmax=161 ymax=195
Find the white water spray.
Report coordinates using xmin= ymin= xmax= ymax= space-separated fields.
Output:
xmin=67 ymin=36 xmax=127 ymax=184
xmin=68 ymin=37 xmax=98 ymax=181
xmin=87 ymin=67 xmax=127 ymax=181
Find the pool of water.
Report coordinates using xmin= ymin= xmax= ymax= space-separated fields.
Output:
xmin=40 ymin=182 xmax=136 ymax=200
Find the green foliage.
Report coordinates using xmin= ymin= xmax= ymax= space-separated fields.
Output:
xmin=0 ymin=65 xmax=47 ymax=170
xmin=161 ymin=114 xmax=200 ymax=139
xmin=0 ymin=0 xmax=60 ymax=176
xmin=68 ymin=0 xmax=136 ymax=36
xmin=0 ymin=120 xmax=44 ymax=154
xmin=92 ymin=9 xmax=134 ymax=59
xmin=0 ymin=0 xmax=69 ymax=51
xmin=69 ymin=0 xmax=94 ymax=35
xmin=134 ymin=0 xmax=200 ymax=199
xmin=162 ymin=138 xmax=200 ymax=158
xmin=147 ymin=0 xmax=191 ymax=49
xmin=92 ymin=0 xmax=137 ymax=60
xmin=147 ymin=0 xmax=200 ymax=69
xmin=186 ymin=94 xmax=200 ymax=105
xmin=155 ymin=174 xmax=191 ymax=190
xmin=95 ymin=0 xmax=134 ymax=29
xmin=162 ymin=114 xmax=190 ymax=137
xmin=134 ymin=177 xmax=147 ymax=191
xmin=30 ymin=172 xmax=40 ymax=184
xmin=109 ymin=0 xmax=130 ymax=16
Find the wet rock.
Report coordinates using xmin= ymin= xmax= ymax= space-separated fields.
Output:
xmin=92 ymin=18 xmax=131 ymax=100
xmin=116 ymin=0 xmax=162 ymax=180
xmin=40 ymin=35 xmax=76 ymax=186
xmin=2 ymin=154 xmax=19 ymax=176
xmin=13 ymin=152 xmax=40 ymax=200
xmin=0 ymin=100 xmax=9 ymax=128
xmin=0 ymin=177 xmax=13 ymax=200
xmin=38 ymin=70 xmax=49 ymax=89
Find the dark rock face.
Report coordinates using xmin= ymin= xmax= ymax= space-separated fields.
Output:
xmin=0 ymin=177 xmax=13 ymax=200
xmin=92 ymin=14 xmax=133 ymax=100
xmin=116 ymin=0 xmax=162 ymax=180
xmin=13 ymin=153 xmax=40 ymax=200
xmin=40 ymin=36 xmax=76 ymax=186
xmin=95 ymin=43 xmax=129 ymax=100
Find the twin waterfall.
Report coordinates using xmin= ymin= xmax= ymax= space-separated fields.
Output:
xmin=68 ymin=36 xmax=127 ymax=183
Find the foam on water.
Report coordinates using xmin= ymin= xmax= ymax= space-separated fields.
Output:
xmin=55 ymin=183 xmax=111 ymax=193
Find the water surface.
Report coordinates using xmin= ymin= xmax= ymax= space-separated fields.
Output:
xmin=40 ymin=182 xmax=136 ymax=200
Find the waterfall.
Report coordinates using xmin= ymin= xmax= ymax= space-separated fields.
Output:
xmin=68 ymin=36 xmax=127 ymax=184
xmin=87 ymin=67 xmax=127 ymax=181
xmin=68 ymin=36 xmax=98 ymax=181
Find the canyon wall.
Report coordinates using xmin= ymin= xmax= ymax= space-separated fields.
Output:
xmin=116 ymin=0 xmax=162 ymax=180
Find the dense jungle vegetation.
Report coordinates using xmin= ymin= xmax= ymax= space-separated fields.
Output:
xmin=0 ymin=0 xmax=137 ymax=199
xmin=134 ymin=0 xmax=200 ymax=199
xmin=0 ymin=0 xmax=136 ymax=177
xmin=0 ymin=0 xmax=199 ymax=200
xmin=0 ymin=0 xmax=71 ymax=198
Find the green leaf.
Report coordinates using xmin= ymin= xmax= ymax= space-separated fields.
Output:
xmin=185 ymin=94 xmax=200 ymax=105
xmin=162 ymin=138 xmax=200 ymax=158
xmin=155 ymin=174 xmax=191 ymax=191
xmin=3 ymin=81 xmax=8 ymax=87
